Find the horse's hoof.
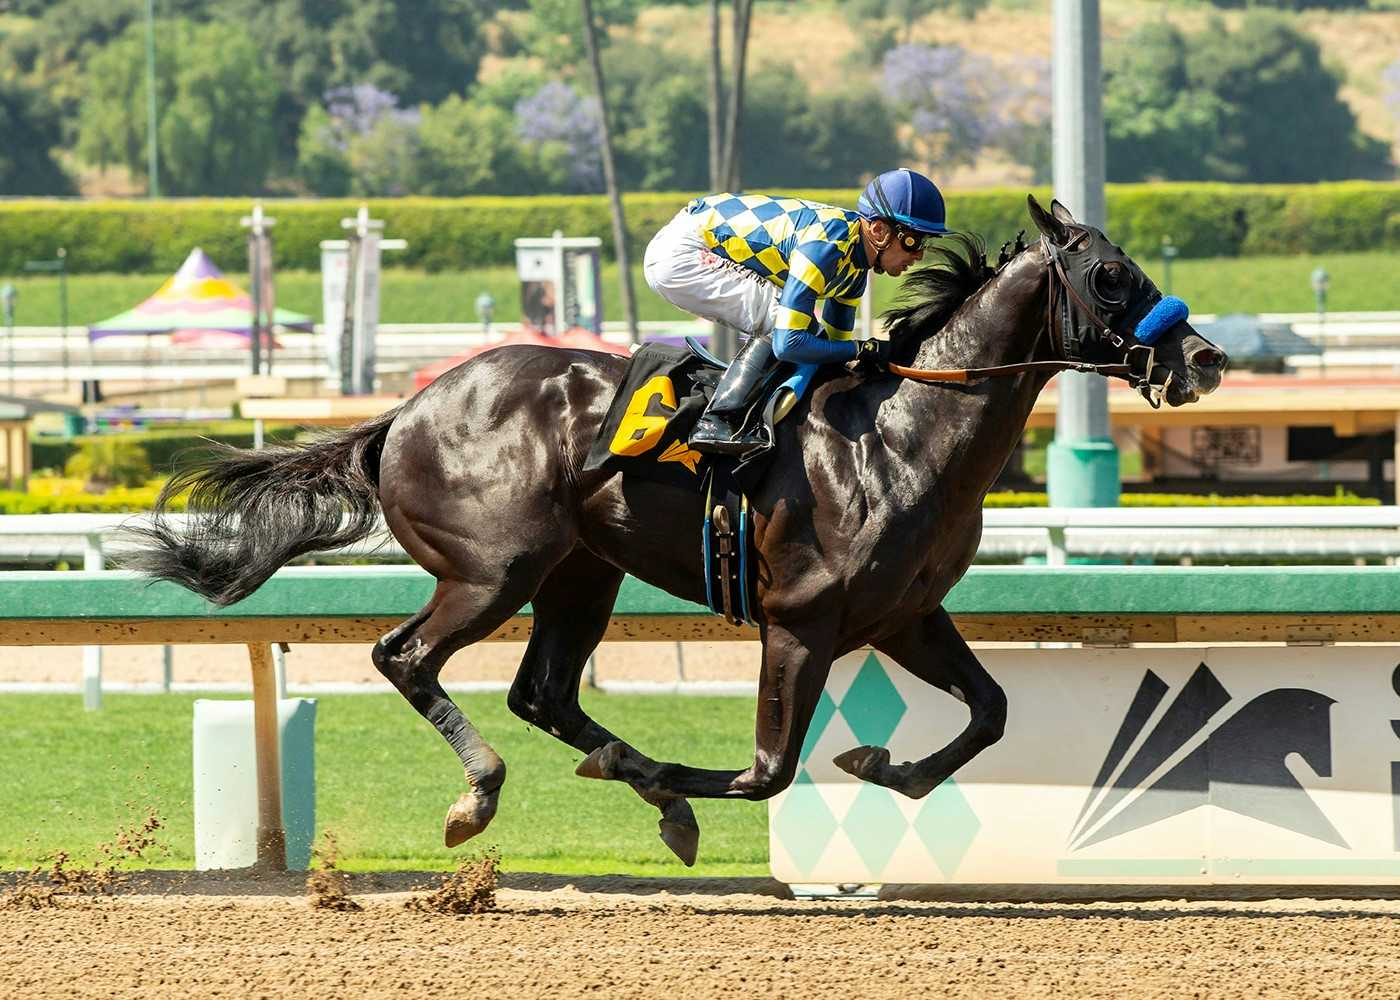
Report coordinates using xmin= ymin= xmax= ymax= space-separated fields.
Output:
xmin=658 ymin=799 xmax=700 ymax=867
xmin=832 ymin=745 xmax=891 ymax=782
xmin=659 ymin=819 xmax=700 ymax=867
xmin=575 ymin=741 xmax=623 ymax=781
xmin=443 ymin=790 xmax=500 ymax=848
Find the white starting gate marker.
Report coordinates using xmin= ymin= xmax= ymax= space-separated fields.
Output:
xmin=320 ymin=205 xmax=407 ymax=395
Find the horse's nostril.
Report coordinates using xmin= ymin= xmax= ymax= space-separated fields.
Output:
xmin=1190 ymin=348 xmax=1225 ymax=369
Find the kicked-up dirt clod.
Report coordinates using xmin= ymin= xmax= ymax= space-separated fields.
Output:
xmin=403 ymin=848 xmax=499 ymax=915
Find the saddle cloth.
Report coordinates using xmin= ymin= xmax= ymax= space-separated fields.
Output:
xmin=582 ymin=341 xmax=821 ymax=488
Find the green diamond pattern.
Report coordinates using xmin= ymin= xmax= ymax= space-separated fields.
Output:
xmin=838 ymin=653 xmax=907 ymax=748
xmin=799 ymin=690 xmax=838 ymax=763
xmin=911 ymin=778 xmax=981 ymax=878
xmin=773 ymin=769 xmax=839 ymax=877
xmin=842 ymin=784 xmax=908 ymax=876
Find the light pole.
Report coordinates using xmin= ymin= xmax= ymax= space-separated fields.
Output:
xmin=475 ymin=290 xmax=496 ymax=337
xmin=145 ymin=0 xmax=159 ymax=198
xmin=1312 ymin=266 xmax=1329 ymax=378
xmin=1046 ymin=0 xmax=1118 ymax=509
xmin=1 ymin=283 xmax=15 ymax=397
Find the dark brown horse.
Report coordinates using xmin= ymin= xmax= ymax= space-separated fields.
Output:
xmin=130 ymin=197 xmax=1226 ymax=865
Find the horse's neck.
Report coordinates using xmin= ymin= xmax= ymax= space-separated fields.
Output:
xmin=894 ymin=250 xmax=1053 ymax=495
xmin=910 ymin=250 xmax=1046 ymax=373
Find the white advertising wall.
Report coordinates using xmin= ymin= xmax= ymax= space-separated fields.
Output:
xmin=770 ymin=647 xmax=1400 ymax=885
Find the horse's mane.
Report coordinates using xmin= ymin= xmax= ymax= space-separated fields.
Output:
xmin=883 ymin=231 xmax=1020 ymax=344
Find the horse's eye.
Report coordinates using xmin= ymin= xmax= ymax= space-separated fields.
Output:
xmin=1093 ymin=263 xmax=1129 ymax=304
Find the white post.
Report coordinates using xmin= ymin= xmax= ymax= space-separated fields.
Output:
xmin=552 ymin=229 xmax=568 ymax=336
xmin=162 ymin=645 xmax=173 ymax=693
xmin=82 ymin=533 xmax=104 ymax=710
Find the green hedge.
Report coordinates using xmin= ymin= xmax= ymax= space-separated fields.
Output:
xmin=0 ymin=486 xmax=182 ymax=514
xmin=31 ymin=426 xmax=301 ymax=474
xmin=4 ymin=183 xmax=1398 ymax=274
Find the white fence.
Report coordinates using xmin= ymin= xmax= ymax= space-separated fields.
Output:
xmin=5 ymin=508 xmax=1400 ymax=568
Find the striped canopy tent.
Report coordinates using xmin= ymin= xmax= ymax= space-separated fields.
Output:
xmin=87 ymin=248 xmax=312 ymax=346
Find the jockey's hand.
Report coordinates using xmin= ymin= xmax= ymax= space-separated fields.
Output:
xmin=850 ymin=337 xmax=893 ymax=374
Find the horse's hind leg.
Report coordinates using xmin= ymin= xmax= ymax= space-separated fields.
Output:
xmin=506 ymin=548 xmax=701 ymax=865
xmin=373 ymin=573 xmax=543 ymax=847
xmin=576 ymin=618 xmax=837 ymax=801
xmin=833 ymin=607 xmax=1007 ymax=799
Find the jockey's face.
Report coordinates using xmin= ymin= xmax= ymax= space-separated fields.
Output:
xmin=863 ymin=218 xmax=927 ymax=277
xmin=881 ymin=239 xmax=925 ymax=277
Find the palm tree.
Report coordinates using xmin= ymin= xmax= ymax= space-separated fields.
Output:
xmin=579 ymin=0 xmax=639 ymax=344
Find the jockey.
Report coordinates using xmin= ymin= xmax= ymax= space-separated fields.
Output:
xmin=643 ymin=168 xmax=947 ymax=456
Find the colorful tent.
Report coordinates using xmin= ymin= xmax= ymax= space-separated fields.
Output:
xmin=87 ymin=248 xmax=313 ymax=341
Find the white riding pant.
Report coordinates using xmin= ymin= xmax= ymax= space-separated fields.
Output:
xmin=643 ymin=209 xmax=779 ymax=337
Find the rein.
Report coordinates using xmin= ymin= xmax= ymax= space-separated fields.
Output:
xmin=886 ymin=237 xmax=1173 ymax=408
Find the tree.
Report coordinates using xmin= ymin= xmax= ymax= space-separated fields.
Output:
xmin=296 ymin=84 xmax=425 ymax=197
xmin=75 ymin=19 xmax=279 ymax=195
xmin=882 ymin=43 xmax=1031 ymax=170
xmin=514 ymin=80 xmax=605 ymax=193
xmin=0 ymin=78 xmax=73 ymax=194
xmin=1187 ymin=14 xmax=1389 ymax=182
xmin=1104 ymin=15 xmax=1391 ymax=183
xmin=524 ymin=0 xmax=644 ymax=65
xmin=579 ymin=0 xmax=638 ymax=343
xmin=842 ymin=0 xmax=988 ymax=48
xmin=1103 ymin=23 xmax=1227 ymax=181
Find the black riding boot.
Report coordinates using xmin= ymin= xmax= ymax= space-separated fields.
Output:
xmin=688 ymin=335 xmax=781 ymax=456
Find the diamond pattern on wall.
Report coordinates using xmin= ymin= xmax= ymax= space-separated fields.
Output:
xmin=800 ymin=690 xmax=838 ymax=764
xmin=772 ymin=768 xmax=839 ymax=877
xmin=911 ymin=778 xmax=981 ymax=878
xmin=842 ymin=784 xmax=908 ymax=876
xmin=838 ymin=652 xmax=907 ymax=748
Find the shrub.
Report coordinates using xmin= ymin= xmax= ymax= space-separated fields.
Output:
xmin=5 ymin=183 xmax=1396 ymax=275
xmin=63 ymin=438 xmax=153 ymax=490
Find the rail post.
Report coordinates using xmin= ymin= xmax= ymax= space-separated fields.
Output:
xmin=247 ymin=642 xmax=287 ymax=871
xmin=81 ymin=532 xmax=103 ymax=710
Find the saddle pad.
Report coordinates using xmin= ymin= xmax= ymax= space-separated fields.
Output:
xmin=583 ymin=343 xmax=712 ymax=488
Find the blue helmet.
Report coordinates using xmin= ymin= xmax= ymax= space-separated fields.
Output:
xmin=857 ymin=169 xmax=947 ymax=235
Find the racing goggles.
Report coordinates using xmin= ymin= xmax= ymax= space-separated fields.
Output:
xmin=893 ymin=224 xmax=936 ymax=253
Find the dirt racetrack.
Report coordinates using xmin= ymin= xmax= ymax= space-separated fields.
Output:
xmin=5 ymin=872 xmax=1400 ymax=999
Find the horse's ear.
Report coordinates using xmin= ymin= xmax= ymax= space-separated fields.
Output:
xmin=1027 ymin=194 xmax=1069 ymax=245
xmin=1049 ymin=199 xmax=1078 ymax=226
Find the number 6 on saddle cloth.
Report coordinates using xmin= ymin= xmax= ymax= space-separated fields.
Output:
xmin=582 ymin=340 xmax=820 ymax=627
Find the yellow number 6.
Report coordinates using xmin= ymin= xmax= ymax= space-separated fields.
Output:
xmin=608 ymin=375 xmax=677 ymax=457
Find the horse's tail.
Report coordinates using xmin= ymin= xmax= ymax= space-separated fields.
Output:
xmin=125 ymin=407 xmax=401 ymax=607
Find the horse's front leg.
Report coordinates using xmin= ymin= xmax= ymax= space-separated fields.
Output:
xmin=576 ymin=619 xmax=836 ymax=800
xmin=833 ymin=607 xmax=1007 ymax=799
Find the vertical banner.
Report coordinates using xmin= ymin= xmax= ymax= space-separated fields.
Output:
xmin=257 ymin=234 xmax=276 ymax=373
xmin=771 ymin=646 xmax=1400 ymax=886
xmin=351 ymin=232 xmax=381 ymax=395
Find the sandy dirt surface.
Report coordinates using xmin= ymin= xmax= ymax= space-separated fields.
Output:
xmin=5 ymin=872 xmax=1400 ymax=998
xmin=0 ymin=639 xmax=761 ymax=687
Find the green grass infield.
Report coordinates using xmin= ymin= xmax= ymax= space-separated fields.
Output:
xmin=0 ymin=692 xmax=769 ymax=876
xmin=8 ymin=251 xmax=1398 ymax=328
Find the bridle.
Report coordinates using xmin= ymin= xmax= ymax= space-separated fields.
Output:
xmin=887 ymin=236 xmax=1176 ymax=409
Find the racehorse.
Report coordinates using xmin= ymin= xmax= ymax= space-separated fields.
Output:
xmin=130 ymin=197 xmax=1226 ymax=865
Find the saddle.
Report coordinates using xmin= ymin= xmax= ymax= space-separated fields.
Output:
xmin=582 ymin=341 xmax=822 ymax=628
